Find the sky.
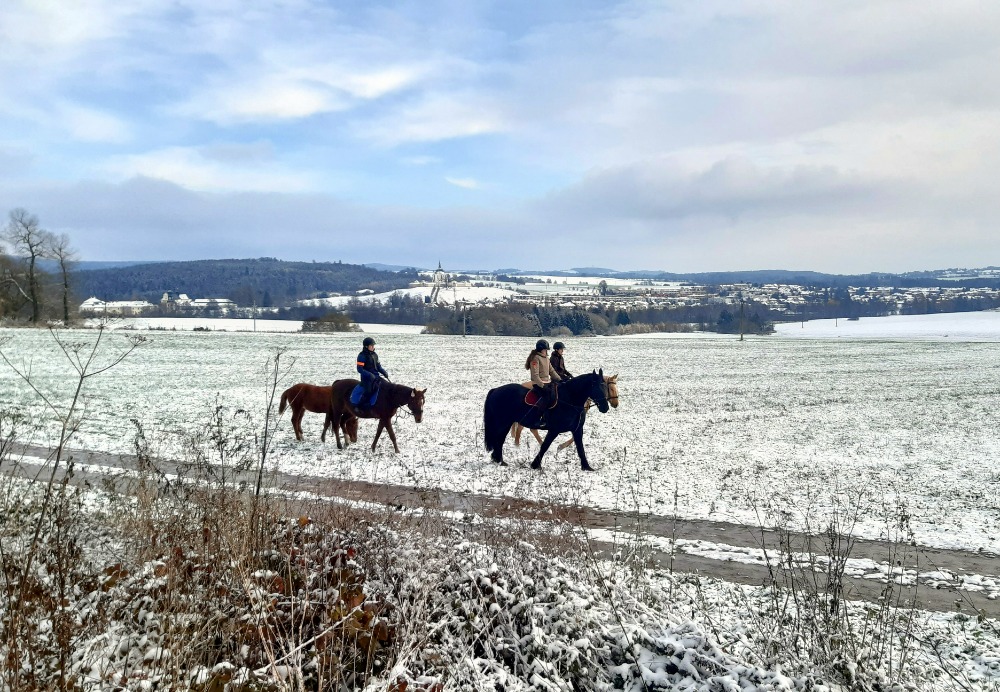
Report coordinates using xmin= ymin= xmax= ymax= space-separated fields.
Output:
xmin=1 ymin=0 xmax=999 ymax=274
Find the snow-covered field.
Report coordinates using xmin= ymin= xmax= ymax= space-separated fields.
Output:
xmin=3 ymin=312 xmax=999 ymax=556
xmin=83 ymin=316 xmax=425 ymax=334
xmin=83 ymin=316 xmax=306 ymax=332
xmin=774 ymin=310 xmax=1000 ymax=340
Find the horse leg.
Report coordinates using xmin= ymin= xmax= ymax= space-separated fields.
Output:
xmin=572 ymin=427 xmax=594 ymax=471
xmin=372 ymin=419 xmax=385 ymax=452
xmin=557 ymin=435 xmax=574 ymax=452
xmin=292 ymin=407 xmax=305 ymax=441
xmin=339 ymin=414 xmax=351 ymax=448
xmin=531 ymin=428 xmax=544 ymax=444
xmin=510 ymin=423 xmax=524 ymax=447
xmin=330 ymin=411 xmax=343 ymax=449
xmin=530 ymin=430 xmax=561 ymax=470
xmin=384 ymin=418 xmax=400 ymax=453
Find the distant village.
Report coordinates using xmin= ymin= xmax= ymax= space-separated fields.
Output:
xmin=79 ymin=291 xmax=238 ymax=317
xmin=78 ymin=261 xmax=1000 ymax=323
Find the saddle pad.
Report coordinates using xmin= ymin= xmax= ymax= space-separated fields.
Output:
xmin=523 ymin=389 xmax=556 ymax=408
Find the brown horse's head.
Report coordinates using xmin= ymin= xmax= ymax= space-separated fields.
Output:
xmin=343 ymin=415 xmax=359 ymax=443
xmin=605 ymin=374 xmax=619 ymax=409
xmin=407 ymin=388 xmax=426 ymax=423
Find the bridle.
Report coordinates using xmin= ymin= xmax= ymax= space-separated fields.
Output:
xmin=583 ymin=378 xmax=618 ymax=411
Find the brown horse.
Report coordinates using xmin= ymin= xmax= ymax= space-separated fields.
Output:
xmin=279 ymin=383 xmax=358 ymax=443
xmin=512 ymin=374 xmax=618 ymax=449
xmin=326 ymin=378 xmax=426 ymax=452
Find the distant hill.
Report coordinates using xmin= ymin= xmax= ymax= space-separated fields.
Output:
xmin=72 ymin=258 xmax=418 ymax=306
xmin=364 ymin=262 xmax=427 ymax=272
xmin=47 ymin=259 xmax=162 ymax=272
xmin=499 ymin=267 xmax=1000 ymax=288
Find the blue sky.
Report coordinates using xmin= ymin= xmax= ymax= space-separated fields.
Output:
xmin=2 ymin=0 xmax=999 ymax=273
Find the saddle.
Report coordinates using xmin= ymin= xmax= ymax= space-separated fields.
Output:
xmin=523 ymin=382 xmax=558 ymax=409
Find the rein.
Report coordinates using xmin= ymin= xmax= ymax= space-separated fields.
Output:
xmin=584 ymin=393 xmax=619 ymax=410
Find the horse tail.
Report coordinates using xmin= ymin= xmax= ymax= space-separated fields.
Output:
xmin=483 ymin=388 xmax=505 ymax=453
xmin=278 ymin=387 xmax=292 ymax=415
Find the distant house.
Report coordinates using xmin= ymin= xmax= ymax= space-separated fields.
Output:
xmin=79 ymin=297 xmax=156 ymax=316
xmin=161 ymin=291 xmax=193 ymax=307
xmin=189 ymin=298 xmax=236 ymax=309
xmin=161 ymin=292 xmax=236 ymax=312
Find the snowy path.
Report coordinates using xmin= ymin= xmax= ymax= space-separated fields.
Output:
xmin=9 ymin=443 xmax=999 ymax=617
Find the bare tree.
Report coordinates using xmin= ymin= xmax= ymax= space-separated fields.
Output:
xmin=3 ymin=208 xmax=53 ymax=324
xmin=49 ymin=233 xmax=78 ymax=325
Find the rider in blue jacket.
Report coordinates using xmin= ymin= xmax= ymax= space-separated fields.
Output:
xmin=356 ymin=336 xmax=389 ymax=409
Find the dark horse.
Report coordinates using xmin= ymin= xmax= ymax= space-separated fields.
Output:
xmin=483 ymin=370 xmax=610 ymax=470
xmin=326 ymin=378 xmax=426 ymax=452
xmin=279 ymin=383 xmax=358 ymax=443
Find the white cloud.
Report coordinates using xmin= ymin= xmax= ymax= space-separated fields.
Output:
xmin=59 ymin=103 xmax=132 ymax=143
xmin=401 ymin=156 xmax=442 ymax=166
xmin=445 ymin=177 xmax=480 ymax=190
xmin=178 ymin=79 xmax=348 ymax=124
xmin=101 ymin=147 xmax=317 ymax=194
xmin=353 ymin=92 xmax=506 ymax=146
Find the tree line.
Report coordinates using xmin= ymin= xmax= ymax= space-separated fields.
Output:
xmin=73 ymin=258 xmax=419 ymax=306
xmin=1 ymin=209 xmax=77 ymax=324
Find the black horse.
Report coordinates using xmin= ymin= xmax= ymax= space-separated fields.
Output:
xmin=483 ymin=370 xmax=610 ymax=470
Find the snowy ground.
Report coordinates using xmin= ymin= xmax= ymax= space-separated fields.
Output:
xmin=774 ymin=310 xmax=1000 ymax=340
xmin=3 ymin=311 xmax=999 ymax=557
xmin=82 ymin=316 xmax=425 ymax=334
xmin=82 ymin=316 xmax=305 ymax=332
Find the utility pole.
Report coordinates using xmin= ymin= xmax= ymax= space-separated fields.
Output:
xmin=739 ymin=296 xmax=745 ymax=341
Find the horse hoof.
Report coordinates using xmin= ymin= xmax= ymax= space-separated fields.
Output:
xmin=530 ymin=461 xmax=542 ymax=470
xmin=581 ymin=464 xmax=594 ymax=472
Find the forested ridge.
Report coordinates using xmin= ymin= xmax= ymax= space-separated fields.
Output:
xmin=73 ymin=258 xmax=418 ymax=306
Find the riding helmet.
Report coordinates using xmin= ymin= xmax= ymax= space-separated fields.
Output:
xmin=362 ymin=336 xmax=376 ymax=347
xmin=553 ymin=342 xmax=565 ymax=350
xmin=535 ymin=339 xmax=549 ymax=351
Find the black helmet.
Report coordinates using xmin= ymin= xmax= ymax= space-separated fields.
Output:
xmin=553 ymin=342 xmax=565 ymax=350
xmin=362 ymin=337 xmax=376 ymax=347
xmin=535 ymin=339 xmax=549 ymax=350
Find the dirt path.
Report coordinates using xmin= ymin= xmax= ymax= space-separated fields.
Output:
xmin=9 ymin=443 xmax=999 ymax=616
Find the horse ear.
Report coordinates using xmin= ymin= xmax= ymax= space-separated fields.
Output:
xmin=611 ymin=373 xmax=618 ymax=381
xmin=598 ymin=367 xmax=604 ymax=377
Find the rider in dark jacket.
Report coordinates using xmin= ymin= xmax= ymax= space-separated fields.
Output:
xmin=550 ymin=342 xmax=573 ymax=380
xmin=356 ymin=336 xmax=389 ymax=409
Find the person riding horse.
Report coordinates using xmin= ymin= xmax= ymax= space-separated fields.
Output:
xmin=526 ymin=338 xmax=561 ymax=425
xmin=550 ymin=341 xmax=573 ymax=380
xmin=356 ymin=336 xmax=390 ymax=411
